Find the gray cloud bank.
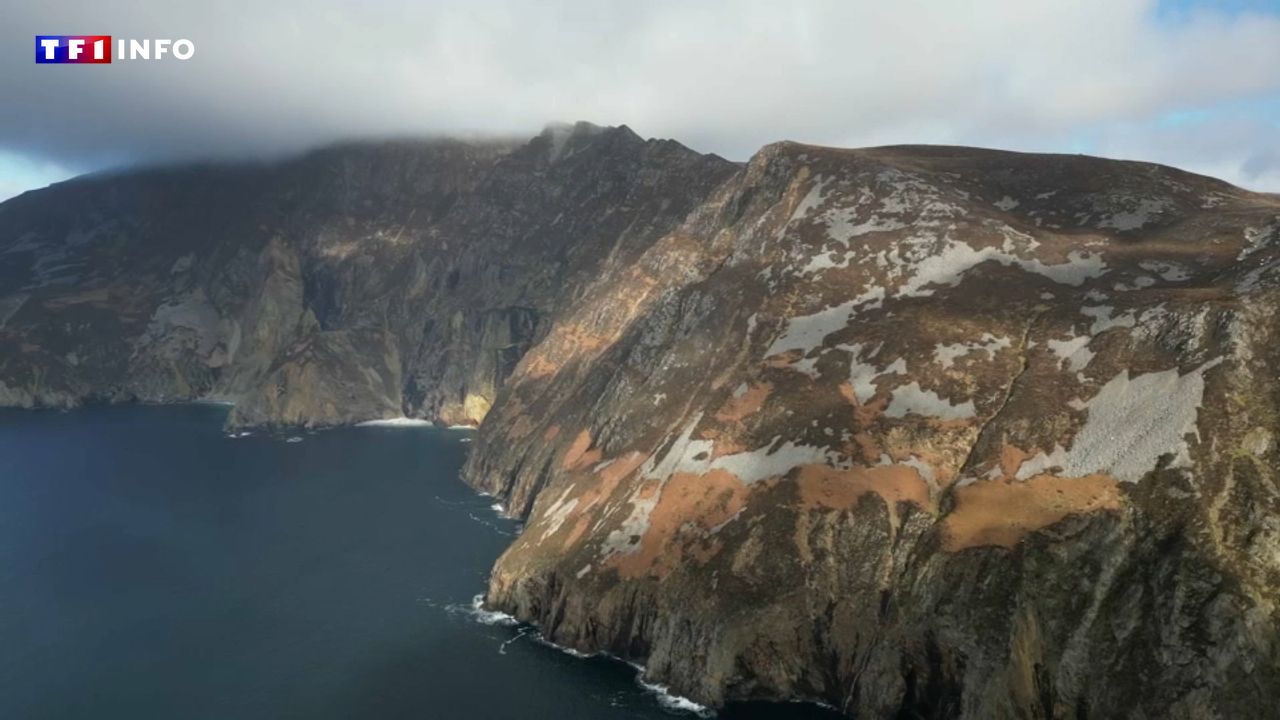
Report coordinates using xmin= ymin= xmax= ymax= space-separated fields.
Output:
xmin=3 ymin=0 xmax=1280 ymax=189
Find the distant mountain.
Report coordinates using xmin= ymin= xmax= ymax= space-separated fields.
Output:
xmin=0 ymin=122 xmax=734 ymax=426
xmin=3 ymin=126 xmax=1279 ymax=717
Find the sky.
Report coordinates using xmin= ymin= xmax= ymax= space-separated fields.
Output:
xmin=2 ymin=0 xmax=1279 ymax=201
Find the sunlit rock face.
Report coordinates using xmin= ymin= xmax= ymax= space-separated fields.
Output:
xmin=0 ymin=123 xmax=736 ymax=427
xmin=466 ymin=143 xmax=1280 ymax=718
xmin=5 ymin=130 xmax=1280 ymax=717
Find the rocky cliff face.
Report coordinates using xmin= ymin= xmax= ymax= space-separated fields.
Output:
xmin=4 ymin=128 xmax=1279 ymax=717
xmin=0 ymin=123 xmax=735 ymax=427
xmin=465 ymin=143 xmax=1280 ymax=718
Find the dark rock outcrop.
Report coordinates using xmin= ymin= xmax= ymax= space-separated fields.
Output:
xmin=0 ymin=123 xmax=735 ymax=426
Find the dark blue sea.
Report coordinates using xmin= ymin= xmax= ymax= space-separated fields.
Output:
xmin=0 ymin=405 xmax=839 ymax=719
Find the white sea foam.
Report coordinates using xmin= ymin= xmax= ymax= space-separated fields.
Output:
xmin=455 ymin=594 xmax=712 ymax=716
xmin=355 ymin=417 xmax=434 ymax=427
xmin=635 ymin=676 xmax=713 ymax=716
xmin=463 ymin=594 xmax=519 ymax=626
xmin=285 ymin=436 xmax=303 ymax=443
xmin=531 ymin=635 xmax=711 ymax=716
xmin=500 ymin=627 xmax=536 ymax=655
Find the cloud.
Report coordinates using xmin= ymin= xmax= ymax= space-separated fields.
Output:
xmin=1 ymin=0 xmax=1279 ymax=194
xmin=0 ymin=151 xmax=77 ymax=200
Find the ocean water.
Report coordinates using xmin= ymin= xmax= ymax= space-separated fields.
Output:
xmin=0 ymin=405 xmax=841 ymax=719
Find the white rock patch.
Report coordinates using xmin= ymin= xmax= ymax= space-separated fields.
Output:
xmin=1046 ymin=335 xmax=1094 ymax=372
xmin=540 ymin=488 xmax=580 ymax=541
xmin=1081 ymin=305 xmax=1136 ymax=335
xmin=1098 ymin=198 xmax=1171 ymax=231
xmin=933 ymin=333 xmax=1011 ymax=369
xmin=765 ymin=301 xmax=859 ymax=357
xmin=1138 ymin=260 xmax=1191 ymax=282
xmin=637 ymin=416 xmax=840 ymax=489
xmin=843 ymin=343 xmax=905 ymax=403
xmin=894 ymin=240 xmax=1106 ymax=297
xmin=641 ymin=414 xmax=715 ymax=480
xmin=1016 ymin=359 xmax=1222 ymax=483
xmin=885 ymin=381 xmax=976 ymax=421
xmin=601 ymin=490 xmax=660 ymax=557
xmin=823 ymin=206 xmax=907 ymax=244
xmin=1238 ymin=222 xmax=1277 ymax=260
xmin=790 ymin=175 xmax=832 ymax=221
xmin=710 ymin=440 xmax=834 ymax=485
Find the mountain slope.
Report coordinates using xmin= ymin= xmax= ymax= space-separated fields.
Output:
xmin=3 ymin=130 xmax=1280 ymax=717
xmin=465 ymin=142 xmax=1280 ymax=717
xmin=0 ymin=123 xmax=736 ymax=426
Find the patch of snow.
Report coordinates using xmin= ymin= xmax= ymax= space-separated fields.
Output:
xmin=994 ymin=195 xmax=1020 ymax=211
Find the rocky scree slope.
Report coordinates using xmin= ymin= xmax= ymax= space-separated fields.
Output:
xmin=465 ymin=143 xmax=1280 ymax=718
xmin=0 ymin=122 xmax=734 ymax=427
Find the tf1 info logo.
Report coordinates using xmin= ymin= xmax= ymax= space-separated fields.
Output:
xmin=35 ymin=36 xmax=195 ymax=64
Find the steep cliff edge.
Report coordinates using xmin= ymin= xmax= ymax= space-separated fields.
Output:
xmin=0 ymin=123 xmax=735 ymax=427
xmin=466 ymin=143 xmax=1280 ymax=717
xmin=5 ymin=129 xmax=1280 ymax=718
